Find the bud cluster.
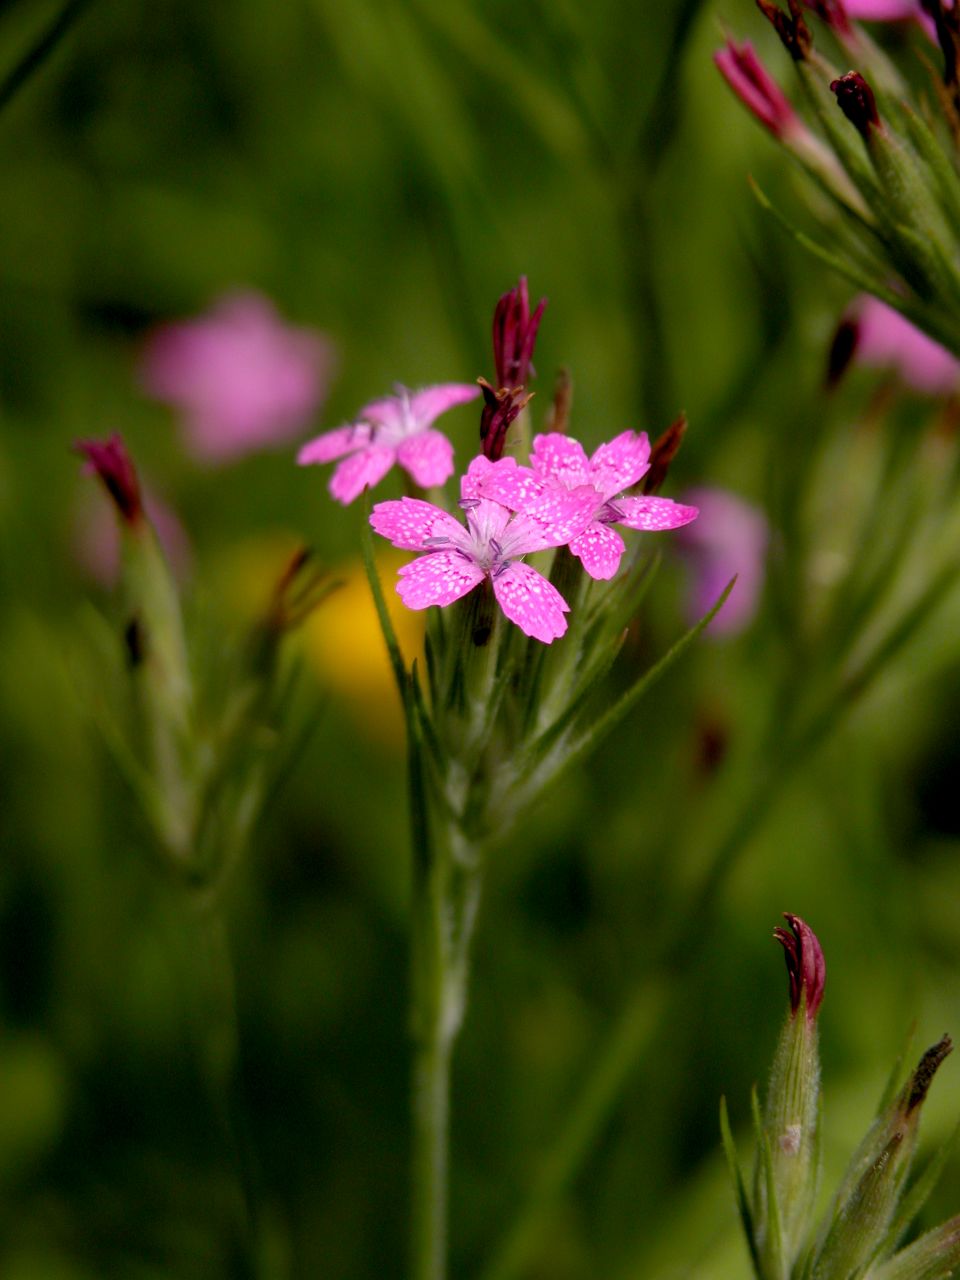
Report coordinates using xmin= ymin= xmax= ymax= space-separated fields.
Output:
xmin=722 ymin=915 xmax=960 ymax=1280
xmin=716 ymin=1 xmax=960 ymax=360
xmin=76 ymin=435 xmax=336 ymax=888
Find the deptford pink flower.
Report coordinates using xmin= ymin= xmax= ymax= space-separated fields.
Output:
xmin=714 ymin=39 xmax=803 ymax=140
xmin=479 ymin=432 xmax=699 ymax=581
xmin=674 ymin=487 xmax=769 ymax=636
xmin=774 ymin=914 xmax=826 ymax=1021
xmin=75 ymin=433 xmax=144 ymax=525
xmin=299 ymin=382 xmax=480 ymax=504
xmin=140 ymin=292 xmax=335 ymax=463
xmin=845 ymin=295 xmax=960 ymax=394
xmin=369 ymin=457 xmax=599 ymax=643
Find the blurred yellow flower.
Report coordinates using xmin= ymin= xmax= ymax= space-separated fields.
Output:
xmin=216 ymin=532 xmax=424 ymax=744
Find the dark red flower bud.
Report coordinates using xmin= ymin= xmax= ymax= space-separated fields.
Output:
xmin=75 ymin=433 xmax=143 ymax=525
xmin=831 ymin=71 xmax=880 ymax=140
xmin=756 ymin=0 xmax=813 ymax=61
xmin=492 ymin=276 xmax=547 ymax=390
xmin=774 ymin=913 xmax=825 ymax=1020
xmin=478 ymin=377 xmax=533 ymax=462
xmin=642 ymin=413 xmax=687 ymax=495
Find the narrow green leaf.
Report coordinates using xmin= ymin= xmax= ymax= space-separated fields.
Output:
xmin=549 ymin=577 xmax=735 ymax=781
xmin=360 ymin=504 xmax=408 ymax=696
xmin=752 ymin=1087 xmax=784 ymax=1279
xmin=886 ymin=1120 xmax=960 ymax=1254
xmin=720 ymin=1097 xmax=763 ymax=1279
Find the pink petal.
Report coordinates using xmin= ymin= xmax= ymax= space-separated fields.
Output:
xmin=855 ymin=296 xmax=960 ymax=396
xmin=675 ymin=487 xmax=769 ymax=636
xmin=612 ymin=495 xmax=699 ymax=531
xmin=329 ymin=445 xmax=396 ymax=504
xmin=569 ymin=522 xmax=626 ymax=580
xmin=475 ymin=456 xmax=550 ymax=511
xmin=298 ymin=423 xmax=371 ymax=465
xmin=397 ymin=430 xmax=455 ymax=489
xmin=408 ymin=382 xmax=481 ymax=426
xmin=516 ymin=483 xmax=600 ymax=549
xmin=588 ymin=430 xmax=651 ymax=499
xmin=531 ymin=433 xmax=590 ymax=487
xmin=396 ymin=550 xmax=484 ymax=609
xmin=356 ymin=395 xmax=405 ymax=431
xmin=370 ymin=497 xmax=465 ymax=550
xmin=492 ymin=562 xmax=569 ymax=643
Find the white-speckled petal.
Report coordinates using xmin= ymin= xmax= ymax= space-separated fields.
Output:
xmin=492 ymin=561 xmax=569 ymax=643
xmin=569 ymin=521 xmax=626 ymax=580
xmin=588 ymin=430 xmax=651 ymax=498
xmin=396 ymin=550 xmax=484 ymax=609
xmin=397 ymin=430 xmax=455 ymax=488
xmin=370 ymin=497 xmax=466 ymax=550
xmin=531 ymin=433 xmax=590 ymax=486
xmin=329 ymin=445 xmax=396 ymax=504
xmin=613 ymin=495 xmax=699 ymax=531
xmin=297 ymin=423 xmax=372 ymax=465
xmin=476 ymin=456 xmax=549 ymax=512
xmin=409 ymin=382 xmax=481 ymax=426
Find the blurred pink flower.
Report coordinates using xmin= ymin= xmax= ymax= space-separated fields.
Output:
xmin=852 ymin=296 xmax=960 ymax=395
xmin=674 ymin=487 xmax=768 ymax=636
xmin=298 ymin=382 xmax=480 ymax=504
xmin=479 ymin=431 xmax=698 ymax=580
xmin=140 ymin=292 xmax=335 ymax=463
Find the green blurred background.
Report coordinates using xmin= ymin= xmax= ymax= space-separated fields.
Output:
xmin=2 ymin=0 xmax=960 ymax=1275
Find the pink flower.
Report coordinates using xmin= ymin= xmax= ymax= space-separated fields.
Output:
xmin=714 ymin=39 xmax=801 ymax=141
xmin=298 ymin=382 xmax=480 ymax=504
xmin=674 ymin=487 xmax=768 ymax=636
xmin=369 ymin=457 xmax=599 ymax=643
xmin=478 ymin=432 xmax=699 ymax=581
xmin=849 ymin=296 xmax=960 ymax=395
xmin=140 ymin=292 xmax=335 ymax=463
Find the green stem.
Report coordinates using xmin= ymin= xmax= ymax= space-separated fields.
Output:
xmin=186 ymin=899 xmax=262 ymax=1277
xmin=410 ymin=822 xmax=483 ymax=1280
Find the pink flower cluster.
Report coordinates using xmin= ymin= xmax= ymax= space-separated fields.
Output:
xmin=370 ymin=433 xmax=698 ymax=644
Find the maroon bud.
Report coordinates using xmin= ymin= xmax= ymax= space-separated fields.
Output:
xmin=478 ymin=377 xmax=533 ymax=462
xmin=831 ymin=71 xmax=880 ymax=140
xmin=75 ymin=433 xmax=143 ymax=525
xmin=826 ymin=315 xmax=860 ymax=389
xmin=774 ymin=913 xmax=825 ymax=1020
xmin=492 ymin=276 xmax=547 ymax=390
xmin=756 ymin=0 xmax=813 ymax=61
xmin=642 ymin=413 xmax=687 ymax=495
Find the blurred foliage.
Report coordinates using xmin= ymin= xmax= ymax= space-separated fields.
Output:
xmin=2 ymin=0 xmax=960 ymax=1277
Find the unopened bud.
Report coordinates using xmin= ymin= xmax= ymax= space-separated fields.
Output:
xmin=831 ymin=70 xmax=881 ymax=140
xmin=642 ymin=414 xmax=687 ymax=496
xmin=492 ymin=276 xmax=546 ymax=390
xmin=756 ymin=915 xmax=825 ymax=1269
xmin=478 ymin=377 xmax=533 ymax=462
xmin=756 ymin=0 xmax=813 ymax=60
xmin=715 ymin=38 xmax=802 ymax=140
xmin=812 ymin=1036 xmax=953 ymax=1280
xmin=75 ymin=433 xmax=143 ymax=526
